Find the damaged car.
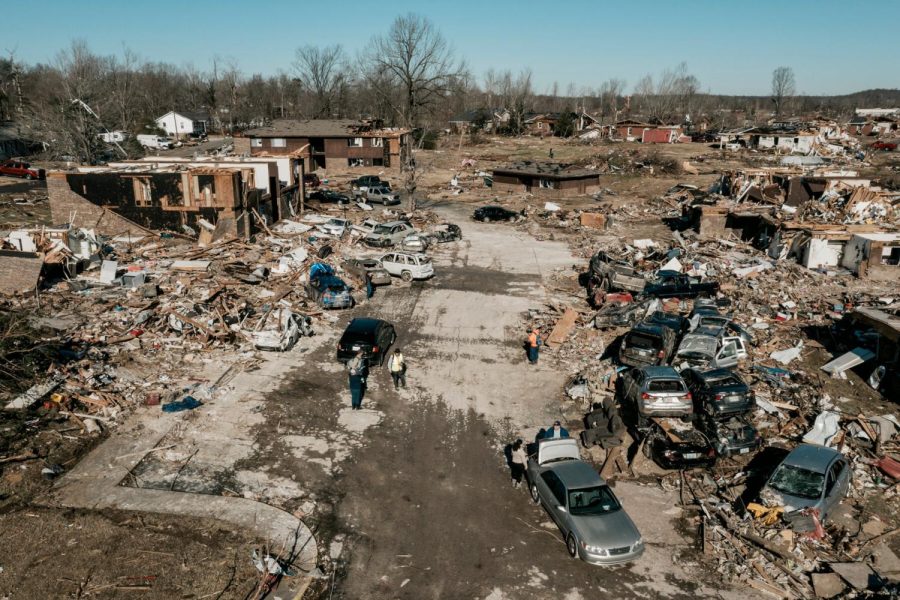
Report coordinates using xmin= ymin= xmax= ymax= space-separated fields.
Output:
xmin=307 ymin=263 xmax=353 ymax=309
xmin=380 ymin=252 xmax=434 ymax=281
xmin=594 ymin=301 xmax=646 ymax=329
xmin=586 ymin=251 xmax=647 ymax=302
xmin=618 ymin=366 xmax=693 ymax=428
xmin=426 ymin=223 xmax=462 ymax=243
xmin=643 ymin=270 xmax=719 ymax=299
xmin=364 ymin=221 xmax=417 ymax=247
xmin=681 ymin=368 xmax=755 ymax=416
xmin=642 ymin=419 xmax=717 ymax=470
xmin=759 ymin=444 xmax=850 ymax=525
xmin=341 ymin=258 xmax=392 ymax=286
xmin=473 ymin=205 xmax=522 ymax=222
xmin=672 ymin=327 xmax=748 ymax=370
xmin=400 ymin=233 xmax=430 ymax=253
xmin=248 ymin=308 xmax=313 ymax=352
xmin=617 ymin=323 xmax=676 ymax=367
xmin=697 ymin=413 xmax=761 ymax=458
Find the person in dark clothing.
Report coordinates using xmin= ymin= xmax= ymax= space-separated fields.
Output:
xmin=347 ymin=351 xmax=368 ymax=409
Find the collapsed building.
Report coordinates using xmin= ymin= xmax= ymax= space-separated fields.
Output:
xmin=46 ymin=161 xmax=292 ymax=241
xmin=680 ymin=168 xmax=900 ymax=280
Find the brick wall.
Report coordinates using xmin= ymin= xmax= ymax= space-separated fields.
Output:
xmin=47 ymin=175 xmax=153 ymax=237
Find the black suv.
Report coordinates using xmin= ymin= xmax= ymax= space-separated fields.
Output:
xmin=473 ymin=205 xmax=521 ymax=222
xmin=681 ymin=368 xmax=754 ymax=416
xmin=337 ymin=318 xmax=397 ymax=365
xmin=618 ymin=323 xmax=677 ymax=368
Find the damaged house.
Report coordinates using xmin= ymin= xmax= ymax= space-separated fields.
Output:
xmin=717 ymin=126 xmax=818 ymax=153
xmin=492 ymin=162 xmax=601 ymax=197
xmin=47 ymin=164 xmax=278 ymax=240
xmin=244 ymin=119 xmax=409 ymax=171
xmin=598 ymin=119 xmax=685 ymax=143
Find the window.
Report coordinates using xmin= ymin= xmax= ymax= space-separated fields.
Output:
xmin=194 ymin=175 xmax=216 ymax=205
xmin=251 ymin=138 xmax=262 ymax=147
xmin=627 ymin=127 xmax=633 ymax=136
xmin=348 ymin=158 xmax=364 ymax=167
xmin=541 ymin=472 xmax=566 ymax=505
xmin=372 ymin=137 xmax=383 ymax=147
xmin=538 ymin=178 xmax=552 ymax=189
xmin=270 ymin=138 xmax=286 ymax=148
xmin=133 ymin=178 xmax=152 ymax=206
xmin=538 ymin=122 xmax=544 ymax=129
xmin=348 ymin=138 xmax=363 ymax=147
xmin=372 ymin=158 xmax=384 ymax=166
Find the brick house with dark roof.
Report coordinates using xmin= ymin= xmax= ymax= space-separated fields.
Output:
xmin=243 ymin=119 xmax=410 ymax=171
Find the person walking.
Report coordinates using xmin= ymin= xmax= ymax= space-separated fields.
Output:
xmin=365 ymin=272 xmax=374 ymax=300
xmin=527 ymin=327 xmax=542 ymax=365
xmin=347 ymin=351 xmax=368 ymax=410
xmin=388 ymin=349 xmax=407 ymax=390
xmin=510 ymin=439 xmax=527 ymax=488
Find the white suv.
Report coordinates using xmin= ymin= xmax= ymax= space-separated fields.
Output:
xmin=380 ymin=252 xmax=434 ymax=281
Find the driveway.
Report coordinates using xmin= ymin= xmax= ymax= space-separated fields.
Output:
xmin=243 ymin=202 xmax=746 ymax=599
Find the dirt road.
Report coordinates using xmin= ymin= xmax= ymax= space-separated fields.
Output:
xmin=238 ymin=200 xmax=745 ymax=599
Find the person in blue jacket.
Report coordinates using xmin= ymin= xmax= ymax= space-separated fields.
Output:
xmin=543 ymin=420 xmax=569 ymax=439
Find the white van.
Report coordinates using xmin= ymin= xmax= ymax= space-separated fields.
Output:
xmin=137 ymin=134 xmax=172 ymax=149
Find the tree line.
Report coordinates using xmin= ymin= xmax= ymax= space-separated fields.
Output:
xmin=0 ymin=13 xmax=897 ymax=163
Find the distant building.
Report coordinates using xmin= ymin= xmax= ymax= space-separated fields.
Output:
xmin=448 ymin=108 xmax=510 ymax=133
xmin=599 ymin=119 xmax=684 ymax=143
xmin=155 ymin=111 xmax=210 ymax=139
xmin=492 ymin=161 xmax=601 ymax=197
xmin=523 ymin=112 xmax=598 ymax=137
xmin=855 ymin=108 xmax=899 ymax=118
xmin=244 ymin=119 xmax=410 ymax=172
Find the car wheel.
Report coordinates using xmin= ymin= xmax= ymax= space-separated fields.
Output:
xmin=530 ymin=483 xmax=541 ymax=504
xmin=642 ymin=437 xmax=652 ymax=457
xmin=484 ymin=217 xmax=491 ymax=223
xmin=566 ymin=533 xmax=579 ymax=558
xmin=25 ymin=174 xmax=33 ymax=180
xmin=401 ymin=270 xmax=412 ymax=282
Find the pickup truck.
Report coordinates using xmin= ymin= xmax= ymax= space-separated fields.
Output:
xmin=525 ymin=438 xmax=643 ymax=565
xmin=351 ymin=175 xmax=390 ymax=197
xmin=365 ymin=186 xmax=401 ymax=205
xmin=586 ymin=251 xmax=646 ymax=305
xmin=643 ymin=270 xmax=719 ymax=299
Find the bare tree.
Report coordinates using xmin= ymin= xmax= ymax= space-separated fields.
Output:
xmin=293 ymin=44 xmax=349 ymax=118
xmin=771 ymin=66 xmax=795 ymax=118
xmin=364 ymin=13 xmax=465 ymax=129
xmin=598 ymin=78 xmax=626 ymax=124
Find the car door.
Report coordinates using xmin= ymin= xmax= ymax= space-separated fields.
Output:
xmin=381 ymin=254 xmax=397 ymax=274
xmin=540 ymin=471 xmax=567 ymax=526
xmin=823 ymin=459 xmax=849 ymax=515
xmin=713 ymin=339 xmax=740 ymax=368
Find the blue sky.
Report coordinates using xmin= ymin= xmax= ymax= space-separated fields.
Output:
xmin=3 ymin=0 xmax=898 ymax=96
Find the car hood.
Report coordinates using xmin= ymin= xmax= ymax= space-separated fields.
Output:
xmin=570 ymin=509 xmax=641 ymax=549
xmin=760 ymin=486 xmax=820 ymax=514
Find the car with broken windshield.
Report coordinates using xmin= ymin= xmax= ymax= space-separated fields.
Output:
xmin=672 ymin=326 xmax=748 ymax=370
xmin=526 ymin=438 xmax=643 ymax=565
xmin=760 ymin=444 xmax=850 ymax=525
xmin=681 ymin=368 xmax=754 ymax=416
xmin=586 ymin=250 xmax=647 ymax=301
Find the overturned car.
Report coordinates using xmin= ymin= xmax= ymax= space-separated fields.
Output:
xmin=247 ymin=308 xmax=313 ymax=352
